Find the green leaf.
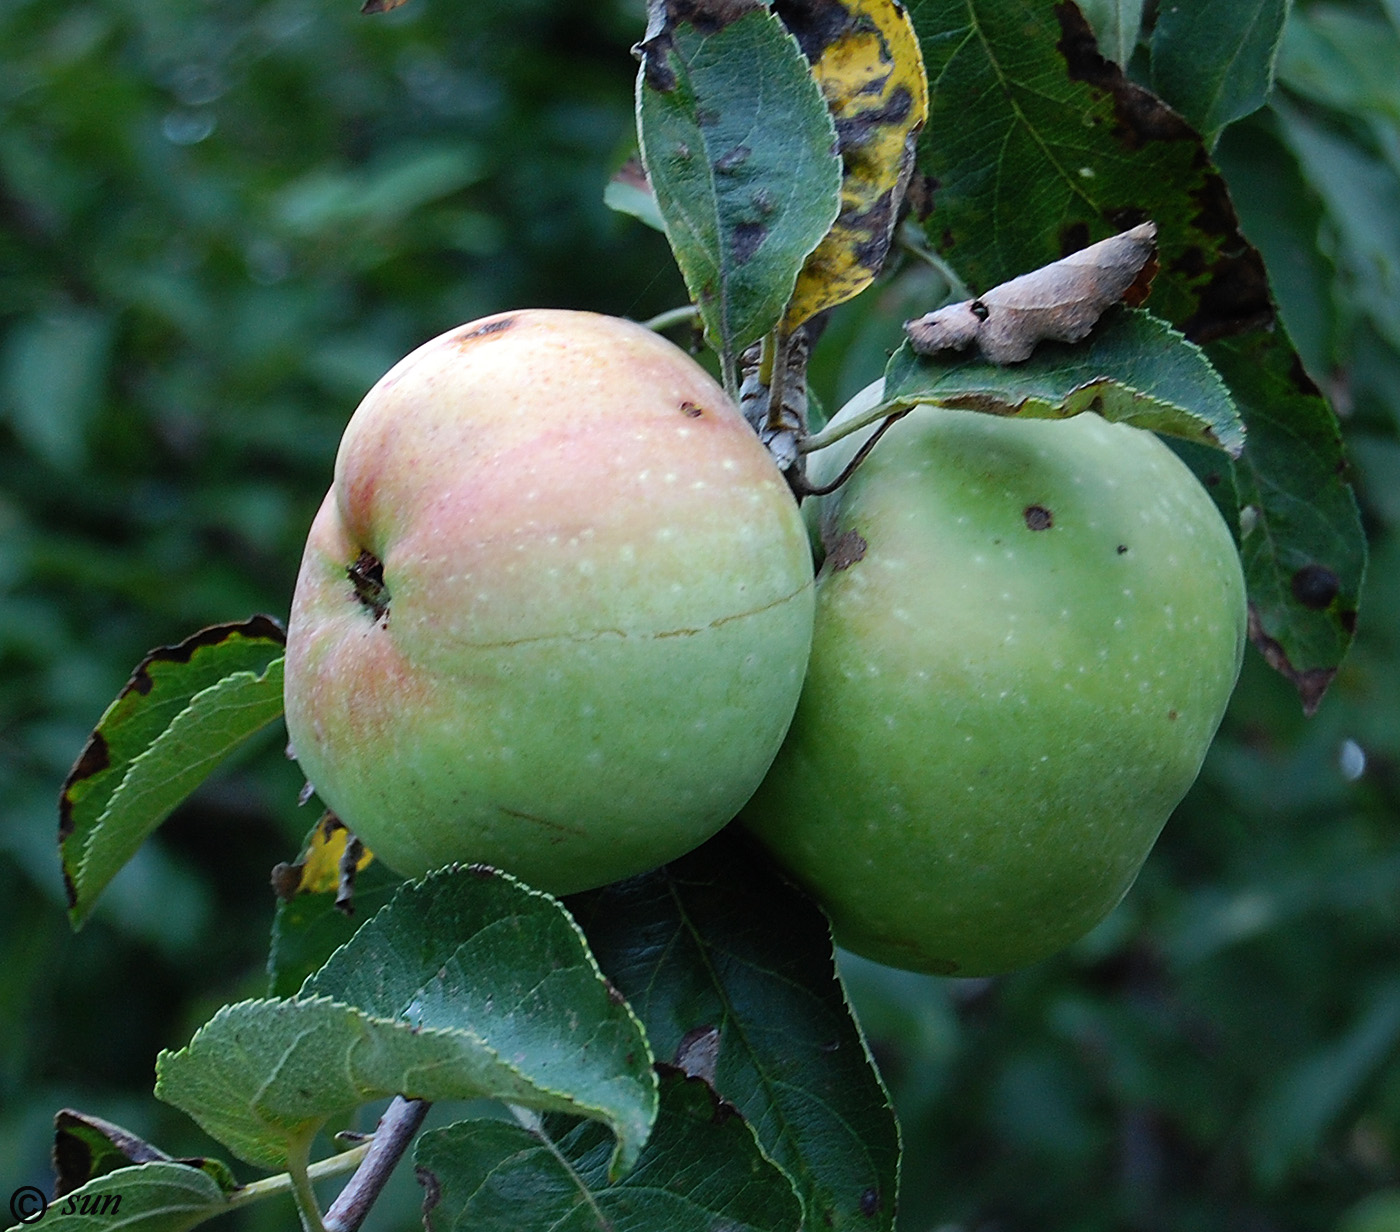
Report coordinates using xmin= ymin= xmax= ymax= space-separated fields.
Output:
xmin=3 ymin=1163 xmax=232 ymax=1232
xmin=59 ymin=617 xmax=288 ymax=926
xmin=158 ymin=867 xmax=657 ymax=1177
xmin=1076 ymin=0 xmax=1145 ymax=65
xmin=1149 ymin=0 xmax=1291 ymax=143
xmin=1249 ymin=981 xmax=1400 ymax=1188
xmin=568 ymin=831 xmax=899 ymax=1232
xmin=636 ymin=4 xmax=841 ymax=376
xmin=1276 ymin=5 xmax=1400 ymax=127
xmin=1208 ymin=330 xmax=1364 ymax=713
xmin=1273 ymin=101 xmax=1400 ymax=353
xmin=880 ymin=309 xmax=1244 ymax=454
xmin=906 ymin=0 xmax=1365 ymax=707
xmin=416 ymin=1068 xmax=802 ymax=1232
xmin=0 ymin=308 xmax=114 ymax=469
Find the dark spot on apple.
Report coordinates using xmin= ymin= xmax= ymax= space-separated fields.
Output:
xmin=1024 ymin=504 xmax=1053 ymax=531
xmin=348 ymin=550 xmax=390 ymax=622
xmin=1116 ymin=544 xmax=1129 ymax=554
xmin=824 ymin=529 xmax=867 ymax=572
xmin=680 ymin=400 xmax=704 ymax=417
xmin=457 ymin=317 xmax=515 ymax=342
xmin=860 ymin=1188 xmax=881 ymax=1217
xmin=1291 ymin=563 xmax=1340 ymax=610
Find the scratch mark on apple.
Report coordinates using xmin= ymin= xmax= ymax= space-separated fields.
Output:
xmin=497 ymin=806 xmax=589 ymax=842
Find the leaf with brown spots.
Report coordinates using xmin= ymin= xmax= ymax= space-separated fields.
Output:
xmin=59 ymin=616 xmax=287 ymax=927
xmin=905 ymin=0 xmax=1365 ymax=707
xmin=778 ymin=0 xmax=929 ymax=330
xmin=636 ymin=3 xmax=841 ymax=387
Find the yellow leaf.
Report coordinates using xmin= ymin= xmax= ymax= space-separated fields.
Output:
xmin=278 ymin=813 xmax=374 ymax=897
xmin=783 ymin=0 xmax=929 ymax=330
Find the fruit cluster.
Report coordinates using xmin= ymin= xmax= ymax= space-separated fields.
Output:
xmin=284 ymin=309 xmax=1245 ymax=974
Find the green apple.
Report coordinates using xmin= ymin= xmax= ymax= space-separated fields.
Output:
xmin=742 ymin=383 xmax=1246 ymax=975
xmin=284 ymin=309 xmax=814 ymax=894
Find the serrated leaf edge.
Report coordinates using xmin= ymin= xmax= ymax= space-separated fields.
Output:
xmin=70 ymin=658 xmax=286 ymax=917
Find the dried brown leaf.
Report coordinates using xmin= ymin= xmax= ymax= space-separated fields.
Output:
xmin=905 ymin=221 xmax=1158 ymax=364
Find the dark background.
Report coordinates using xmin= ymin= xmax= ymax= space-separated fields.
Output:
xmin=2 ymin=1 xmax=1400 ymax=1230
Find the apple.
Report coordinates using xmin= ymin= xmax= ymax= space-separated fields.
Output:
xmin=283 ymin=309 xmax=815 ymax=895
xmin=741 ymin=383 xmax=1246 ymax=975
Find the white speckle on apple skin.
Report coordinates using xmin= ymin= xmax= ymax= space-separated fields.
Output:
xmin=742 ymin=395 xmax=1245 ymax=976
xmin=284 ymin=310 xmax=816 ymax=895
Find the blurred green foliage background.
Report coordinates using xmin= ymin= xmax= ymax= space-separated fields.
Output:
xmin=2 ymin=1 xmax=1399 ymax=1230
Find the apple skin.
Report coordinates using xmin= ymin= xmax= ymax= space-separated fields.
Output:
xmin=741 ymin=384 xmax=1246 ymax=975
xmin=284 ymin=309 xmax=815 ymax=895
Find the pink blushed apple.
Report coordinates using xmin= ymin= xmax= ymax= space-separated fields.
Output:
xmin=284 ymin=309 xmax=815 ymax=894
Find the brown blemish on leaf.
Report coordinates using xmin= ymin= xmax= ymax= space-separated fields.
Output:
xmin=772 ymin=0 xmax=855 ymax=64
xmin=1340 ymin=608 xmax=1358 ymax=635
xmin=1117 ymin=544 xmax=1129 ymax=554
xmin=1291 ymin=563 xmax=1341 ymax=611
xmin=903 ymin=172 xmax=936 ymax=221
xmin=730 ymin=220 xmax=767 ymax=264
xmin=637 ymin=0 xmax=766 ymax=91
xmin=1024 ymin=504 xmax=1054 ymax=531
xmin=1247 ymin=605 xmax=1335 ymax=716
xmin=58 ymin=615 xmax=286 ymax=845
xmin=466 ymin=863 xmax=499 ymax=879
xmin=360 ymin=0 xmax=411 ymax=11
xmin=53 ymin=1110 xmax=170 ymax=1197
xmin=1053 ymin=4 xmax=1275 ymax=344
xmin=714 ymin=144 xmax=751 ymax=173
xmin=1168 ymin=709 xmax=1178 ymax=721
xmin=1055 ymin=6 xmax=1195 ymax=148
xmin=270 ymin=861 xmax=303 ymax=901
xmin=415 ymin=1165 xmax=442 ymax=1221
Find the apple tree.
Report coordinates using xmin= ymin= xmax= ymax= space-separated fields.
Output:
xmin=8 ymin=2 xmax=1382 ymax=1231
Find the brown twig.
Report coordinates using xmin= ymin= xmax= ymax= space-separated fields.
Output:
xmin=322 ymin=1097 xmax=431 ymax=1232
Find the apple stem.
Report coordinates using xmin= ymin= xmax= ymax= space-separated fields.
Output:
xmin=796 ymin=410 xmax=909 ymax=497
xmin=640 ymin=304 xmax=700 ymax=333
xmin=322 ymin=1096 xmax=431 ymax=1232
